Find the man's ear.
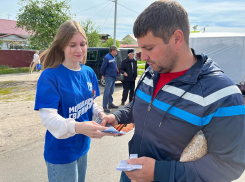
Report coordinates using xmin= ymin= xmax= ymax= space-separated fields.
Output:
xmin=172 ymin=29 xmax=184 ymax=50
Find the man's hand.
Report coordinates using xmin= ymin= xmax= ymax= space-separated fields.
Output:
xmin=101 ymin=114 xmax=118 ymax=127
xmin=125 ymin=157 xmax=155 ymax=182
xmin=124 ymin=72 xmax=128 ymax=77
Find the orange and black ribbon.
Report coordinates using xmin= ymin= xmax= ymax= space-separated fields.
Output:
xmin=114 ymin=124 xmax=127 ymax=131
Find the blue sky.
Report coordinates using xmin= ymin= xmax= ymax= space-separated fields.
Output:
xmin=1 ymin=0 xmax=245 ymax=40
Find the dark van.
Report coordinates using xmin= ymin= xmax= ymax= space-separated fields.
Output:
xmin=85 ymin=47 xmax=136 ymax=86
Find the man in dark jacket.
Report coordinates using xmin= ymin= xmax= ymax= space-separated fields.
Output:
xmin=102 ymin=1 xmax=245 ymax=182
xmin=100 ymin=45 xmax=119 ymax=113
xmin=120 ymin=49 xmax=137 ymax=105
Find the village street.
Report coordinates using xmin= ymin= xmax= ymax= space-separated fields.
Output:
xmin=0 ymin=72 xmax=245 ymax=182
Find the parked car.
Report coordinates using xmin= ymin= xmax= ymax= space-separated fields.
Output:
xmin=85 ymin=47 xmax=136 ymax=86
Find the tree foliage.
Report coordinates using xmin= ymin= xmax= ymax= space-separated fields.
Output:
xmin=80 ymin=19 xmax=101 ymax=47
xmin=101 ymin=37 xmax=120 ymax=48
xmin=16 ymin=0 xmax=72 ymax=50
xmin=0 ymin=41 xmax=2 ymax=49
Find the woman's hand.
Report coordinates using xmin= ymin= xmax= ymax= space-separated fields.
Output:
xmin=75 ymin=121 xmax=114 ymax=138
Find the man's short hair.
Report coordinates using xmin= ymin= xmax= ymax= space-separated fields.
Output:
xmin=133 ymin=0 xmax=190 ymax=44
xmin=109 ymin=45 xmax=119 ymax=52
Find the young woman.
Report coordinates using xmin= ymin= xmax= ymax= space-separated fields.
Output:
xmin=34 ymin=20 xmax=113 ymax=182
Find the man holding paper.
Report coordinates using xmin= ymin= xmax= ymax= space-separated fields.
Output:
xmin=101 ymin=0 xmax=245 ymax=182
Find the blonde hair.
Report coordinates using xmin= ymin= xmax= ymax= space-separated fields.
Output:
xmin=40 ymin=20 xmax=88 ymax=69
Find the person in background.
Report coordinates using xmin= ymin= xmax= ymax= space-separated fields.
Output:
xmin=30 ymin=50 xmax=39 ymax=73
xmin=34 ymin=20 xmax=113 ymax=182
xmin=100 ymin=45 xmax=119 ymax=113
xmin=102 ymin=0 xmax=245 ymax=181
xmin=120 ymin=49 xmax=137 ymax=105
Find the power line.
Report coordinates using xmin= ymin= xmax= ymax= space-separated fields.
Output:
xmin=90 ymin=1 xmax=112 ymax=19
xmin=75 ymin=1 xmax=109 ymax=14
xmin=117 ymin=2 xmax=139 ymax=14
xmin=101 ymin=3 xmax=114 ymax=28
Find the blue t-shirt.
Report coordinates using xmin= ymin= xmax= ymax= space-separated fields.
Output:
xmin=34 ymin=64 xmax=100 ymax=164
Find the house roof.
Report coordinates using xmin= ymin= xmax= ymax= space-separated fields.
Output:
xmin=122 ymin=34 xmax=137 ymax=41
xmin=0 ymin=33 xmax=26 ymax=39
xmin=0 ymin=19 xmax=30 ymax=36
xmin=120 ymin=44 xmax=139 ymax=48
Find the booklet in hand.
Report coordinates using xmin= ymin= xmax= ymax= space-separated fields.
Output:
xmin=116 ymin=154 xmax=142 ymax=171
xmin=95 ymin=117 xmax=126 ymax=135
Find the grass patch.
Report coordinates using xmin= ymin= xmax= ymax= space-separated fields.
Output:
xmin=137 ymin=65 xmax=145 ymax=69
xmin=0 ymin=81 xmax=16 ymax=84
xmin=138 ymin=70 xmax=144 ymax=76
xmin=0 ymin=89 xmax=35 ymax=102
xmin=0 ymin=87 xmax=18 ymax=95
xmin=0 ymin=93 xmax=21 ymax=102
xmin=22 ymin=93 xmax=36 ymax=101
xmin=0 ymin=65 xmax=29 ymax=75
xmin=137 ymin=60 xmax=146 ymax=64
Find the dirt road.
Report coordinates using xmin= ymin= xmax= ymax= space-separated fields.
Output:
xmin=0 ymin=72 xmax=45 ymax=154
xmin=1 ymin=72 xmax=245 ymax=182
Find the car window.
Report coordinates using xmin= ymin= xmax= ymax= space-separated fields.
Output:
xmin=120 ymin=50 xmax=128 ymax=60
xmin=99 ymin=50 xmax=109 ymax=61
xmin=87 ymin=51 xmax=98 ymax=61
xmin=116 ymin=52 xmax=122 ymax=68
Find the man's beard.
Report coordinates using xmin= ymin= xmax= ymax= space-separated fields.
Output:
xmin=150 ymin=48 xmax=178 ymax=74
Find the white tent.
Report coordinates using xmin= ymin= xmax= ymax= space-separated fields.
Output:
xmin=189 ymin=32 xmax=245 ymax=85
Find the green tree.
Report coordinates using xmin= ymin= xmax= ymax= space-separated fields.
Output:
xmin=101 ymin=37 xmax=120 ymax=47
xmin=16 ymin=0 xmax=72 ymax=50
xmin=80 ymin=19 xmax=101 ymax=47
xmin=0 ymin=41 xmax=2 ymax=49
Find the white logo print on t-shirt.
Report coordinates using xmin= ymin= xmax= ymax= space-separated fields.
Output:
xmin=87 ymin=82 xmax=92 ymax=91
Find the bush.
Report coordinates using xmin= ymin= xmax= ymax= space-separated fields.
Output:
xmin=0 ymin=65 xmax=29 ymax=75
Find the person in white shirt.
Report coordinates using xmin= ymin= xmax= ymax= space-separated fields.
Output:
xmin=30 ymin=50 xmax=40 ymax=73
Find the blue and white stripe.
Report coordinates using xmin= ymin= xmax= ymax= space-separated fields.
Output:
xmin=137 ymin=80 xmax=244 ymax=126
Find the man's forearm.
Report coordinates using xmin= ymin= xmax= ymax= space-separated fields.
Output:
xmin=113 ymin=102 xmax=133 ymax=124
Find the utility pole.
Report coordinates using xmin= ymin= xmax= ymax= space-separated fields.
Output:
xmin=7 ymin=14 xmax=12 ymax=20
xmin=203 ymin=25 xmax=209 ymax=32
xmin=113 ymin=0 xmax=117 ymax=45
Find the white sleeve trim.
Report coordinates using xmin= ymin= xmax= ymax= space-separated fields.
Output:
xmin=39 ymin=108 xmax=77 ymax=139
xmin=93 ymin=101 xmax=104 ymax=118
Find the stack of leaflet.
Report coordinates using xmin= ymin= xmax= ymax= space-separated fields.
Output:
xmin=116 ymin=154 xmax=142 ymax=171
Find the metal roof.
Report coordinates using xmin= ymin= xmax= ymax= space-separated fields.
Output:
xmin=0 ymin=19 xmax=30 ymax=36
xmin=0 ymin=33 xmax=26 ymax=39
xmin=190 ymin=32 xmax=245 ymax=38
